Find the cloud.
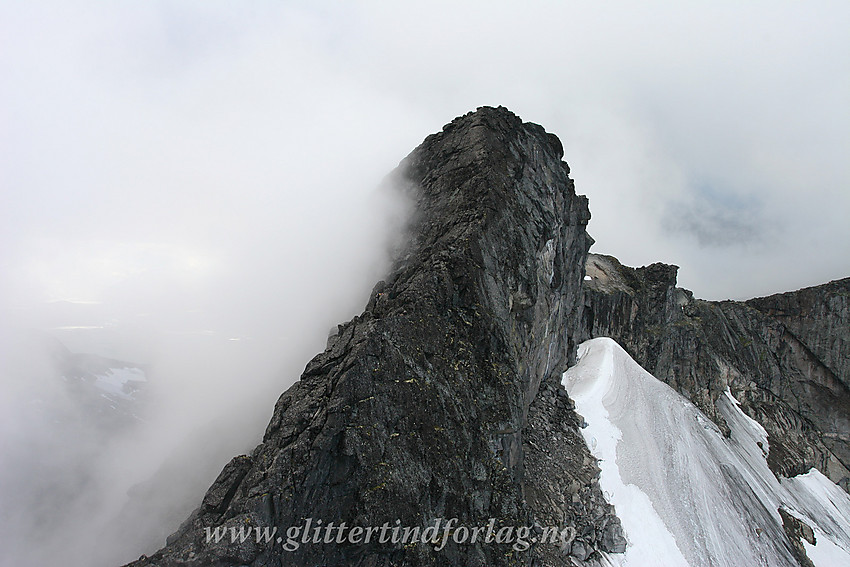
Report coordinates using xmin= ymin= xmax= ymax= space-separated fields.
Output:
xmin=1 ymin=1 xmax=848 ymax=565
xmin=662 ymin=184 xmax=768 ymax=248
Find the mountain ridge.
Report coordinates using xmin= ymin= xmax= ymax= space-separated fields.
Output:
xmin=123 ymin=107 xmax=849 ymax=567
xmin=583 ymin=253 xmax=850 ymax=491
xmin=126 ymin=106 xmax=623 ymax=566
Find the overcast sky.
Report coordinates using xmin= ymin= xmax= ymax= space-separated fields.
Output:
xmin=1 ymin=3 xmax=849 ymax=565
xmin=2 ymin=1 xmax=849 ymax=314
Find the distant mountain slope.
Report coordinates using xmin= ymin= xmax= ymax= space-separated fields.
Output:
xmin=0 ymin=330 xmax=147 ymax=565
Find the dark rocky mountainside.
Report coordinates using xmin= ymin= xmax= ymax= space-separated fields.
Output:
xmin=127 ymin=107 xmax=624 ymax=567
xmin=124 ymin=107 xmax=849 ymax=567
xmin=583 ymin=254 xmax=850 ymax=491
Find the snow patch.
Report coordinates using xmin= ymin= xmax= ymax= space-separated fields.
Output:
xmin=564 ymin=339 xmax=688 ymax=566
xmin=563 ymin=337 xmax=850 ymax=566
xmin=782 ymin=469 xmax=850 ymax=556
xmin=722 ymin=388 xmax=768 ymax=455
xmin=803 ymin=524 xmax=850 ymax=567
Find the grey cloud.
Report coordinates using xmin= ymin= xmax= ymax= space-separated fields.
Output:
xmin=662 ymin=188 xmax=768 ymax=248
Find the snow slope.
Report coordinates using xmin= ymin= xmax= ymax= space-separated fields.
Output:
xmin=563 ymin=337 xmax=850 ymax=567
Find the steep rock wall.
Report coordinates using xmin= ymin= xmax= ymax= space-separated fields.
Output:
xmin=126 ymin=107 xmax=623 ymax=567
xmin=748 ymin=279 xmax=850 ymax=390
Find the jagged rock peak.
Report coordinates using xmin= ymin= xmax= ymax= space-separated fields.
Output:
xmin=125 ymin=107 xmax=623 ymax=567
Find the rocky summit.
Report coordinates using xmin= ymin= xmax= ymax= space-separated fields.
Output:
xmin=124 ymin=107 xmax=849 ymax=567
xmin=127 ymin=107 xmax=622 ymax=566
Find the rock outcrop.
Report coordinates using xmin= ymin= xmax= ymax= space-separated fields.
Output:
xmin=747 ymin=278 xmax=850 ymax=390
xmin=126 ymin=107 xmax=623 ymax=567
xmin=582 ymin=254 xmax=850 ymax=491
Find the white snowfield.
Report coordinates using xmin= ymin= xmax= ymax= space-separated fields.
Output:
xmin=563 ymin=337 xmax=850 ymax=567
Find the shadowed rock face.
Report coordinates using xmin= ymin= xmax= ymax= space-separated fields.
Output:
xmin=125 ymin=107 xmax=623 ymax=567
xmin=747 ymin=279 xmax=850 ymax=391
xmin=582 ymin=254 xmax=850 ymax=492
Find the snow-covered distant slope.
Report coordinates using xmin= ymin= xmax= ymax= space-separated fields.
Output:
xmin=563 ymin=337 xmax=850 ymax=567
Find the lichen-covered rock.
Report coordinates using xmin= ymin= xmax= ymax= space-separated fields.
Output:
xmin=124 ymin=107 xmax=620 ymax=567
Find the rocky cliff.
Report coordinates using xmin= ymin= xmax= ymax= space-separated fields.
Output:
xmin=582 ymin=254 xmax=850 ymax=491
xmin=747 ymin=279 xmax=850 ymax=390
xmin=124 ymin=107 xmax=850 ymax=567
xmin=126 ymin=107 xmax=624 ymax=567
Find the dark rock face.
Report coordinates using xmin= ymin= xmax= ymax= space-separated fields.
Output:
xmin=582 ymin=254 xmax=850 ymax=491
xmin=747 ymin=279 xmax=850 ymax=390
xmin=126 ymin=107 xmax=623 ymax=567
xmin=779 ymin=508 xmax=816 ymax=567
